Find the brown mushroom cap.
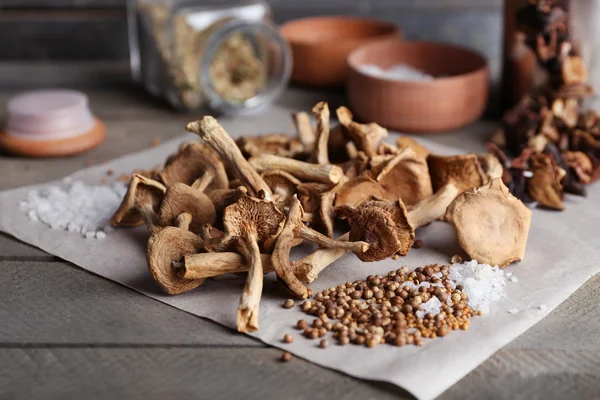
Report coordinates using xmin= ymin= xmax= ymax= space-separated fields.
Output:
xmin=396 ymin=136 xmax=430 ymax=159
xmin=237 ymin=134 xmax=305 ymax=159
xmin=158 ymin=183 xmax=217 ymax=234
xmin=445 ymin=178 xmax=532 ymax=267
xmin=158 ymin=143 xmax=228 ymax=192
xmin=334 ymin=175 xmax=389 ymax=208
xmin=527 ymin=153 xmax=565 ymax=210
xmin=477 ymin=154 xmax=504 ymax=181
xmin=261 ymin=170 xmax=301 ymax=203
xmin=373 ymin=147 xmax=433 ymax=206
xmin=337 ymin=106 xmax=388 ymax=157
xmin=147 ymin=226 xmax=205 ymax=295
xmin=427 ymin=153 xmax=487 ymax=192
xmin=111 ymin=174 xmax=166 ymax=228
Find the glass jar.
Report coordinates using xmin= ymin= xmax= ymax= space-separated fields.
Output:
xmin=127 ymin=0 xmax=292 ymax=115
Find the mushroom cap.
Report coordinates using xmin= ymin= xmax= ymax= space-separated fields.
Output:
xmin=427 ymin=153 xmax=487 ymax=192
xmin=374 ymin=147 xmax=433 ymax=206
xmin=147 ymin=226 xmax=205 ymax=295
xmin=396 ymin=136 xmax=430 ymax=159
xmin=297 ymin=182 xmax=330 ymax=213
xmin=363 ymin=198 xmax=415 ymax=256
xmin=337 ymin=106 xmax=388 ymax=156
xmin=527 ymin=153 xmax=565 ymax=210
xmin=222 ymin=195 xmax=286 ymax=250
xmin=261 ymin=170 xmax=301 ymax=203
xmin=445 ymin=178 xmax=532 ymax=267
xmin=336 ymin=204 xmax=408 ymax=262
xmin=158 ymin=183 xmax=217 ymax=233
xmin=334 ymin=175 xmax=389 ymax=208
xmin=237 ymin=134 xmax=304 ymax=159
xmin=477 ymin=154 xmax=504 ymax=181
xmin=158 ymin=143 xmax=228 ymax=191
xmin=110 ymin=174 xmax=165 ymax=227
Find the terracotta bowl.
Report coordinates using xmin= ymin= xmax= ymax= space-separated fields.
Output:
xmin=280 ymin=17 xmax=401 ymax=87
xmin=347 ymin=40 xmax=490 ymax=133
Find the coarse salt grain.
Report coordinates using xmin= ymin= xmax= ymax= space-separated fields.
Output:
xmin=19 ymin=179 xmax=127 ymax=238
xmin=357 ymin=63 xmax=434 ymax=82
xmin=510 ymin=276 xmax=519 ymax=283
xmin=508 ymin=308 xmax=519 ymax=314
xmin=416 ymin=296 xmax=443 ymax=319
xmin=539 ymin=304 xmax=547 ymax=311
xmin=448 ymin=260 xmax=508 ymax=314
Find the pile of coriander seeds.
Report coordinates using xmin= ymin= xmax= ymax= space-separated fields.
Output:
xmin=286 ymin=264 xmax=479 ymax=348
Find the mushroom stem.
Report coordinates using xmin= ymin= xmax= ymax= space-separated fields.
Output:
xmin=181 ymin=253 xmax=274 ymax=279
xmin=209 ymin=186 xmax=248 ymax=217
xmin=186 ymin=117 xmax=272 ymax=197
xmin=292 ymin=233 xmax=350 ymax=284
xmin=292 ymin=111 xmax=315 ymax=151
xmin=237 ymin=235 xmax=263 ymax=333
xmin=176 ymin=212 xmax=192 ymax=230
xmin=249 ymin=154 xmax=343 ymax=185
xmin=191 ymin=169 xmax=214 ymax=192
xmin=313 ymin=101 xmax=330 ymax=164
xmin=296 ymin=226 xmax=368 ymax=253
xmin=407 ymin=183 xmax=461 ymax=228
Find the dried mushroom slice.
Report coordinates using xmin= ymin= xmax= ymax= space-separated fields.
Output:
xmin=237 ymin=134 xmax=304 ymax=159
xmin=374 ymin=147 xmax=433 ymax=206
xmin=186 ymin=117 xmax=272 ymax=198
xmin=396 ymin=136 xmax=430 ymax=159
xmin=111 ymin=173 xmax=166 ymax=229
xmin=261 ymin=170 xmax=301 ymax=203
xmin=527 ymin=153 xmax=565 ymax=210
xmin=158 ymin=143 xmax=228 ymax=192
xmin=337 ymin=106 xmax=388 ymax=157
xmin=445 ymin=178 xmax=532 ymax=267
xmin=249 ymin=154 xmax=343 ymax=185
xmin=147 ymin=226 xmax=205 ymax=295
xmin=427 ymin=154 xmax=487 ymax=192
xmin=210 ymin=194 xmax=286 ymax=332
xmin=158 ymin=183 xmax=217 ymax=234
xmin=334 ymin=175 xmax=389 ymax=208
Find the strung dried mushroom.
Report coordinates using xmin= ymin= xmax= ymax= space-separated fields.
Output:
xmin=336 ymin=183 xmax=460 ymax=261
xmin=337 ymin=106 xmax=388 ymax=157
xmin=272 ymin=196 xmax=369 ymax=299
xmin=186 ymin=117 xmax=272 ymax=197
xmin=158 ymin=143 xmax=228 ymax=192
xmin=111 ymin=173 xmax=166 ymax=229
xmin=527 ymin=152 xmax=565 ymax=210
xmin=249 ymin=154 xmax=344 ymax=185
xmin=181 ymin=252 xmax=274 ymax=280
xmin=372 ymin=147 xmax=433 ymax=206
xmin=206 ymin=194 xmax=286 ymax=332
xmin=237 ymin=134 xmax=304 ymax=159
xmin=158 ymin=182 xmax=217 ymax=234
xmin=427 ymin=154 xmax=487 ymax=192
xmin=445 ymin=178 xmax=531 ymax=267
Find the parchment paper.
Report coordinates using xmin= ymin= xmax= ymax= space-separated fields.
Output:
xmin=1 ymin=131 xmax=599 ymax=400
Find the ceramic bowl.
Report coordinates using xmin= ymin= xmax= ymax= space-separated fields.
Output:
xmin=280 ymin=16 xmax=401 ymax=87
xmin=347 ymin=40 xmax=490 ymax=133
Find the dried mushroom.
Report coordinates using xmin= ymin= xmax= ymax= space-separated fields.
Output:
xmin=396 ymin=136 xmax=430 ymax=159
xmin=334 ymin=176 xmax=389 ymax=208
xmin=292 ymin=111 xmax=316 ymax=151
xmin=336 ymin=183 xmax=460 ymax=261
xmin=293 ymin=234 xmax=350 ymax=285
xmin=261 ymin=170 xmax=301 ymax=203
xmin=186 ymin=117 xmax=272 ymax=197
xmin=272 ymin=196 xmax=368 ymax=299
xmin=427 ymin=154 xmax=487 ymax=192
xmin=147 ymin=226 xmax=205 ymax=295
xmin=337 ymin=106 xmax=388 ymax=157
xmin=158 ymin=182 xmax=217 ymax=234
xmin=111 ymin=173 xmax=165 ymax=229
xmin=182 ymin=252 xmax=274 ymax=280
xmin=313 ymin=101 xmax=331 ymax=165
xmin=296 ymin=182 xmax=330 ymax=214
xmin=563 ymin=151 xmax=593 ymax=184
xmin=249 ymin=154 xmax=344 ymax=185
xmin=527 ymin=152 xmax=565 ymax=210
xmin=207 ymin=194 xmax=286 ymax=332
xmin=562 ymin=55 xmax=588 ymax=85
xmin=373 ymin=147 xmax=433 ymax=206
xmin=237 ymin=134 xmax=304 ymax=159
xmin=445 ymin=178 xmax=532 ymax=267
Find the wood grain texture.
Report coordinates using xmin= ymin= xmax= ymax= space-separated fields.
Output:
xmin=0 ymin=260 xmax=262 ymax=346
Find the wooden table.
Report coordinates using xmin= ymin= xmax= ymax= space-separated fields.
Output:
xmin=1 ymin=87 xmax=599 ymax=400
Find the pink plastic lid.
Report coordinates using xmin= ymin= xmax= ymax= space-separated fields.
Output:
xmin=5 ymin=90 xmax=96 ymax=140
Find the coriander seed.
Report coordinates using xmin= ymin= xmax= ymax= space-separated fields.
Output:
xmin=283 ymin=334 xmax=293 ymax=343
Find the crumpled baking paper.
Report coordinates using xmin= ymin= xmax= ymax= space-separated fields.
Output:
xmin=1 ymin=130 xmax=598 ymax=400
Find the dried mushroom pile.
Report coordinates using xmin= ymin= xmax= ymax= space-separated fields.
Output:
xmin=497 ymin=0 xmax=600 ymax=210
xmin=111 ymin=102 xmax=532 ymax=333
